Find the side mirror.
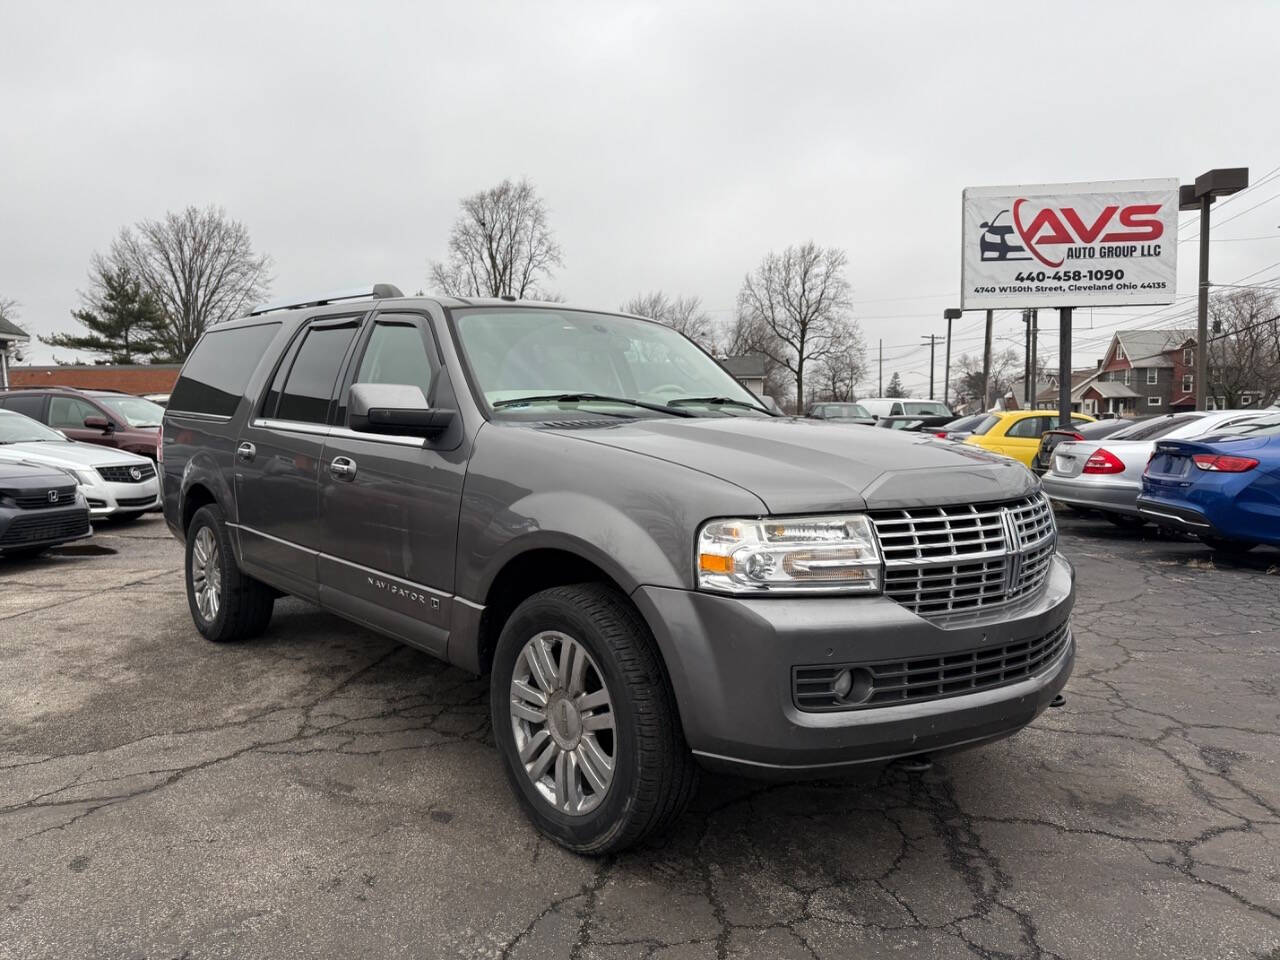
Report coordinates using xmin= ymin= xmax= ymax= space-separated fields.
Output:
xmin=83 ymin=416 xmax=112 ymax=432
xmin=348 ymin=383 xmax=454 ymax=439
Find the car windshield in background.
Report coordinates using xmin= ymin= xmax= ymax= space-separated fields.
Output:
xmin=822 ymin=404 xmax=870 ymax=419
xmin=97 ymin=396 xmax=164 ymax=427
xmin=452 ymin=308 xmax=769 ymax=416
xmin=1114 ymin=414 xmax=1204 ymax=442
xmin=0 ymin=410 xmax=66 ymax=443
xmin=903 ymin=401 xmax=951 ymax=416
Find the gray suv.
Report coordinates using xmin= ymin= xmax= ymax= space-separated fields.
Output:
xmin=162 ymin=285 xmax=1075 ymax=853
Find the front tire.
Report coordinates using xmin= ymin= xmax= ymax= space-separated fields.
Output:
xmin=490 ymin=584 xmax=697 ymax=854
xmin=185 ymin=504 xmax=275 ymax=643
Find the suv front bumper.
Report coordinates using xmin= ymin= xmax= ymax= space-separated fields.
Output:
xmin=633 ymin=553 xmax=1075 ymax=777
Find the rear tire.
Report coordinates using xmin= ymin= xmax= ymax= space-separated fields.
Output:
xmin=184 ymin=504 xmax=275 ymax=643
xmin=1104 ymin=512 xmax=1147 ymax=530
xmin=490 ymin=583 xmax=697 ymax=855
xmin=1199 ymin=536 xmax=1258 ymax=555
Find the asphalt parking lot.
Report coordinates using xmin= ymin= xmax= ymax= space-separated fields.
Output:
xmin=1 ymin=514 xmax=1278 ymax=960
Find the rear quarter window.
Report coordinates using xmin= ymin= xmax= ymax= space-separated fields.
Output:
xmin=169 ymin=322 xmax=281 ymax=418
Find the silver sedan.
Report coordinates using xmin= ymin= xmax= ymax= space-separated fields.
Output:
xmin=1042 ymin=409 xmax=1269 ymax=526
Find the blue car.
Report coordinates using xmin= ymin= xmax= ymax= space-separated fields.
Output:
xmin=1137 ymin=412 xmax=1280 ymax=552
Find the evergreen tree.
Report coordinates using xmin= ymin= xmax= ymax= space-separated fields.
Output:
xmin=44 ymin=261 xmax=168 ymax=363
xmin=885 ymin=372 xmax=907 ymax=397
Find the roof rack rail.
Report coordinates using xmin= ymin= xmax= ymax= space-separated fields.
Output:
xmin=249 ymin=283 xmax=404 ymax=317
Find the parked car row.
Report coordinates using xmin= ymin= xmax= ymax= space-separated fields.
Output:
xmin=801 ymin=400 xmax=1279 ymax=554
xmin=1139 ymin=411 xmax=1280 ymax=552
xmin=0 ymin=391 xmax=163 ymax=558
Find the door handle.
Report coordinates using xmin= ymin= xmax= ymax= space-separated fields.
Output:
xmin=329 ymin=456 xmax=358 ymax=481
xmin=236 ymin=441 xmax=256 ymax=463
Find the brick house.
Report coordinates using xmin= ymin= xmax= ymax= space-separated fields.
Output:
xmin=7 ymin=364 xmax=182 ymax=395
xmin=1091 ymin=329 xmax=1196 ymax=416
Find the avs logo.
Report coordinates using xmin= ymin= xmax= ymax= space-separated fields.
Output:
xmin=980 ymin=200 xmax=1165 ymax=269
xmin=978 ymin=210 xmax=1032 ymax=262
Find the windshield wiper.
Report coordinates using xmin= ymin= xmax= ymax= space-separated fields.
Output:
xmin=667 ymin=396 xmax=772 ymax=414
xmin=492 ymin=393 xmax=696 ymax=418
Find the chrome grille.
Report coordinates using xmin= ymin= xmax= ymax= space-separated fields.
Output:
xmin=96 ymin=463 xmax=156 ymax=483
xmin=870 ymin=494 xmax=1055 ymax=616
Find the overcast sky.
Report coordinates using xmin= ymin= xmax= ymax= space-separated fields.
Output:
xmin=4 ymin=0 xmax=1279 ymax=393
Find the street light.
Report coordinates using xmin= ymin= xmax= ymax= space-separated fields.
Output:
xmin=943 ymin=308 xmax=962 ymax=407
xmin=1180 ymin=167 xmax=1248 ymax=410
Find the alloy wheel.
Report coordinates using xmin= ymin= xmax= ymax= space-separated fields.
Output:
xmin=191 ymin=526 xmax=222 ymax=622
xmin=509 ymin=630 xmax=616 ymax=815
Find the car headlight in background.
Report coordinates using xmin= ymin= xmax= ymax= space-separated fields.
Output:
xmin=696 ymin=515 xmax=883 ymax=594
xmin=72 ymin=469 xmax=96 ymax=486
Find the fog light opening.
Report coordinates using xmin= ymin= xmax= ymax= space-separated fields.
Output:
xmin=832 ymin=666 xmax=874 ymax=705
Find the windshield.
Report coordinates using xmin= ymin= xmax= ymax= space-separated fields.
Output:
xmin=0 ymin=410 xmax=66 ymax=444
xmin=821 ymin=403 xmax=870 ymax=418
xmin=452 ymin=308 xmax=768 ymax=416
xmin=96 ymin=395 xmax=164 ymax=428
xmin=902 ymin=401 xmax=951 ymax=416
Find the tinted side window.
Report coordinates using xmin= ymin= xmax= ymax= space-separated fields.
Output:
xmin=970 ymin=414 xmax=1000 ymax=436
xmin=354 ymin=320 xmax=435 ymax=401
xmin=170 ymin=323 xmax=281 ymax=417
xmin=276 ymin=324 xmax=358 ymax=424
xmin=48 ymin=396 xmax=100 ymax=428
xmin=1006 ymin=416 xmax=1046 ymax=439
xmin=0 ymin=394 xmax=45 ymax=419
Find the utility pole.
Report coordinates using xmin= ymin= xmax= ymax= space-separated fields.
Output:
xmin=878 ymin=339 xmax=883 ymax=396
xmin=1022 ymin=309 xmax=1032 ymax=406
xmin=943 ymin=308 xmax=961 ymax=408
xmin=1058 ymin=307 xmax=1072 ymax=426
xmin=921 ymin=334 xmax=939 ymax=399
xmin=1029 ymin=308 xmax=1038 ymax=409
xmin=981 ymin=308 xmax=994 ymax=410
xmin=1180 ymin=168 xmax=1248 ymax=411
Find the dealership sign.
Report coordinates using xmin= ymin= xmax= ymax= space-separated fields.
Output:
xmin=961 ymin=178 xmax=1179 ymax=309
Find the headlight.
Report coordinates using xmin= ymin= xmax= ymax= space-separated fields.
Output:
xmin=696 ymin=514 xmax=883 ymax=594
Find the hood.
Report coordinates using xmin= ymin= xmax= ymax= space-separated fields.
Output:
xmin=0 ymin=441 xmax=150 ymax=471
xmin=547 ymin=416 xmax=1037 ymax=513
xmin=0 ymin=459 xmax=74 ymax=486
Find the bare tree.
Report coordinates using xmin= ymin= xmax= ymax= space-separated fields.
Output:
xmin=1207 ymin=288 xmax=1280 ymax=406
xmin=429 ymin=178 xmax=562 ymax=300
xmin=810 ymin=322 xmax=868 ymax=403
xmin=620 ymin=291 xmax=714 ymax=348
xmin=735 ymin=242 xmax=859 ymax=410
xmin=110 ymin=205 xmax=271 ymax=360
xmin=949 ymin=348 xmax=1022 ymax=409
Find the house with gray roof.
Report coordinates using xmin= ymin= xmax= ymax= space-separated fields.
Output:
xmin=0 ymin=313 xmax=30 ymax=389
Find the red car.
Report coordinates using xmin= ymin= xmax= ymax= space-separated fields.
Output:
xmin=0 ymin=387 xmax=163 ymax=460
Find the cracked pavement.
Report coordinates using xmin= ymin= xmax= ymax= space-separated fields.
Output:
xmin=1 ymin=514 xmax=1278 ymax=959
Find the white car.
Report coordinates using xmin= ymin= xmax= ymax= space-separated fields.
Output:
xmin=858 ymin=397 xmax=954 ymax=420
xmin=0 ymin=409 xmax=160 ymax=521
xmin=1041 ymin=409 xmax=1268 ymax=525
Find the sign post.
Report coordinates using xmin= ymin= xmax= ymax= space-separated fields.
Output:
xmin=961 ymin=178 xmax=1179 ymax=419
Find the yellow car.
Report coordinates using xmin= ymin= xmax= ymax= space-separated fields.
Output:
xmin=964 ymin=410 xmax=1095 ymax=467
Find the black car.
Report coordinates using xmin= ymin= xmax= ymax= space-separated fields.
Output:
xmin=875 ymin=414 xmax=957 ymax=433
xmin=0 ymin=461 xmax=92 ymax=558
xmin=1031 ymin=417 xmax=1149 ymax=476
xmin=807 ymin=402 xmax=875 ymax=425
